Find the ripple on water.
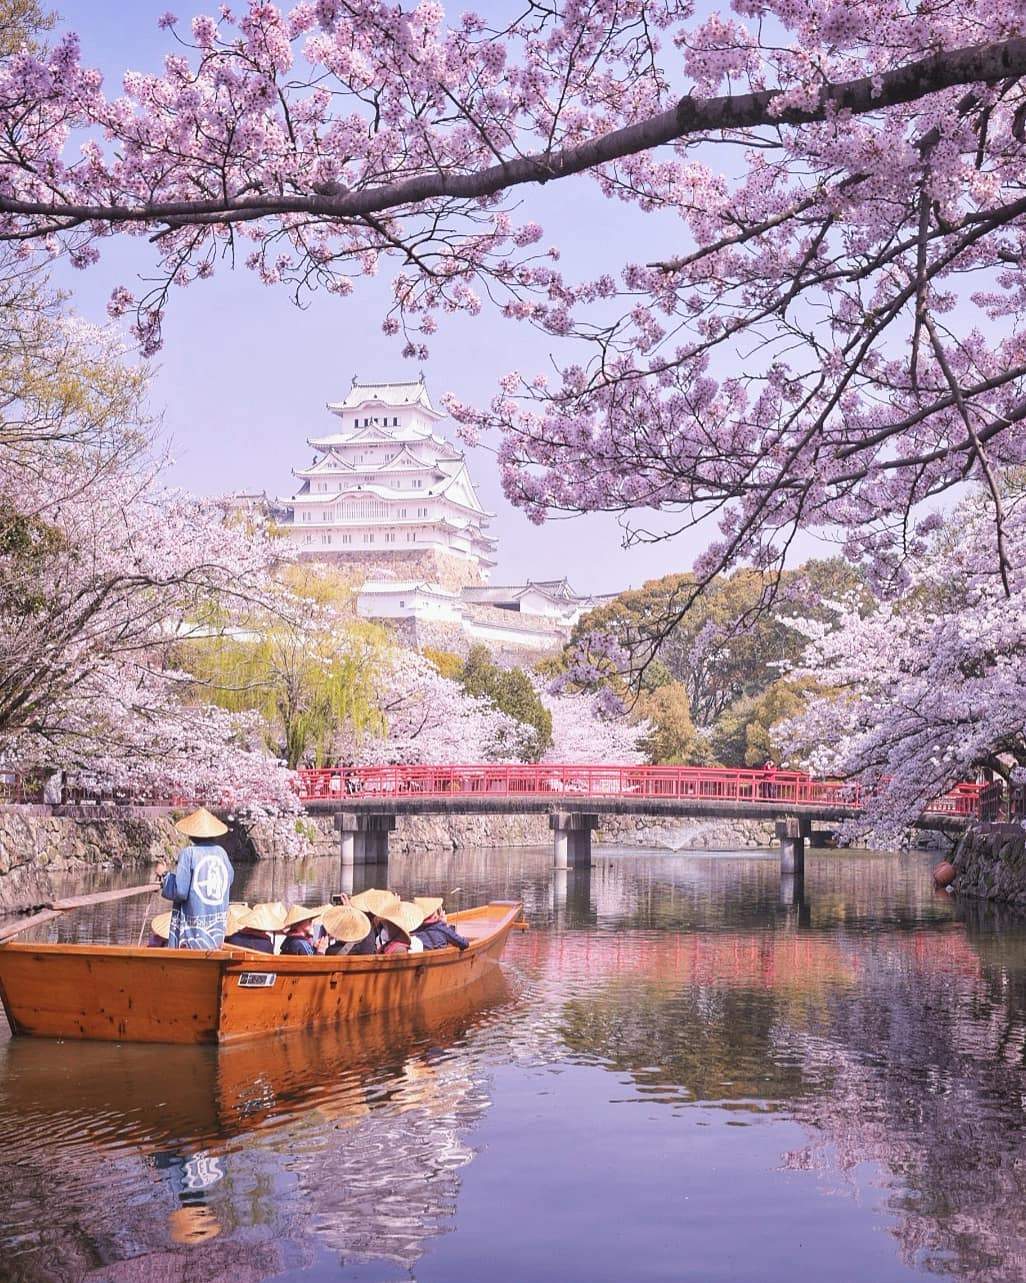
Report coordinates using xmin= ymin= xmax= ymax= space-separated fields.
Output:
xmin=1 ymin=848 xmax=1026 ymax=1282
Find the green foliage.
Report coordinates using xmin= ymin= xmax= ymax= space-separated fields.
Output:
xmin=0 ymin=505 xmax=65 ymax=614
xmin=570 ymin=558 xmax=867 ymax=726
xmin=0 ymin=0 xmax=54 ymax=56
xmin=458 ymin=645 xmax=553 ymax=761
xmin=184 ymin=585 xmax=387 ymax=769
xmin=422 ymin=646 xmax=463 ymax=680
xmin=709 ymin=678 xmax=820 ymax=767
xmin=636 ymin=682 xmax=709 ymax=765
xmin=565 ymin=557 xmax=865 ymax=769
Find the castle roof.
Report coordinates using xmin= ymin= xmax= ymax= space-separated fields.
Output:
xmin=326 ymin=375 xmax=441 ymax=418
xmin=463 ymin=579 xmax=612 ymax=607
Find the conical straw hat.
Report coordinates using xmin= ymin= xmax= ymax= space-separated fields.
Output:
xmin=283 ymin=903 xmax=321 ymax=928
xmin=243 ymin=902 xmax=286 ymax=933
xmin=225 ymin=903 xmax=250 ymax=936
xmin=150 ymin=911 xmax=172 ymax=940
xmin=350 ymin=887 xmax=400 ymax=917
xmin=413 ymin=896 xmax=444 ymax=917
xmin=321 ymin=904 xmax=372 ymax=943
xmin=377 ymin=900 xmax=426 ymax=941
xmin=174 ymin=807 xmax=228 ymax=838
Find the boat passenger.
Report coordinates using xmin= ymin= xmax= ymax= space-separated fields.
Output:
xmin=349 ymin=888 xmax=400 ymax=917
xmin=280 ymin=905 xmax=327 ymax=956
xmin=157 ymin=808 xmax=234 ymax=949
xmin=377 ymin=902 xmax=427 ymax=955
xmin=224 ymin=903 xmax=284 ymax=953
xmin=147 ymin=911 xmax=172 ymax=948
xmin=347 ymin=889 xmax=402 ymax=952
xmin=412 ymin=896 xmax=470 ymax=951
xmin=218 ymin=904 xmax=252 ymax=949
xmin=321 ymin=904 xmax=376 ymax=956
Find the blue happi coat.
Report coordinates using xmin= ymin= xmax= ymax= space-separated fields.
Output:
xmin=161 ymin=843 xmax=234 ymax=949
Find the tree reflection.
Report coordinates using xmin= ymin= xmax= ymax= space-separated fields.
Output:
xmin=547 ymin=913 xmax=1026 ymax=1281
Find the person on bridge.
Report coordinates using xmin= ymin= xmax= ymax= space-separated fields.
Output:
xmin=157 ymin=808 xmax=234 ymax=950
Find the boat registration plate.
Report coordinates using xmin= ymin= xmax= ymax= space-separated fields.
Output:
xmin=237 ymin=972 xmax=277 ymax=988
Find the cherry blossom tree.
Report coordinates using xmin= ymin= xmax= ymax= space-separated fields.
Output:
xmin=541 ymin=687 xmax=648 ymax=764
xmin=2 ymin=2 xmax=1026 ymax=599
xmin=784 ymin=485 xmax=1026 ymax=840
xmin=0 ymin=292 xmax=300 ymax=811
xmin=344 ymin=646 xmax=531 ymax=763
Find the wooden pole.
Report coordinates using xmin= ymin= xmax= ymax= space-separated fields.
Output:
xmin=0 ymin=881 xmax=159 ymax=944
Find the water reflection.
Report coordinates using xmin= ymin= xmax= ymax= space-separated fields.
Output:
xmin=0 ymin=970 xmax=511 ymax=1281
xmin=2 ymin=848 xmax=1026 ymax=1281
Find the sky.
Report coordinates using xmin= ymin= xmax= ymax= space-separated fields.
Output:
xmin=49 ymin=1 xmax=830 ymax=593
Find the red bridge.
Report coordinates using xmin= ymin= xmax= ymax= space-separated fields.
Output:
xmin=296 ymin=763 xmax=998 ymax=877
xmin=0 ymin=763 xmax=996 ymax=880
xmin=296 ymin=762 xmax=994 ymax=819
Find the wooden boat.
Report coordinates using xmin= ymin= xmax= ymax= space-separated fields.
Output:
xmin=0 ymin=900 xmax=522 ymax=1045
xmin=0 ymin=966 xmax=512 ymax=1145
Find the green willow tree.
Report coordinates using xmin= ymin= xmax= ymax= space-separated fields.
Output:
xmin=184 ymin=567 xmax=386 ymax=768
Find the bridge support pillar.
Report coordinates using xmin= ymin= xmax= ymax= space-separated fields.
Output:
xmin=776 ymin=816 xmax=811 ymax=876
xmin=335 ymin=813 xmax=397 ymax=868
xmin=550 ymin=812 xmax=601 ymax=869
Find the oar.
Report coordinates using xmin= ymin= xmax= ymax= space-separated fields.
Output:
xmin=136 ymin=891 xmax=159 ymax=947
xmin=0 ymin=881 xmax=160 ymax=944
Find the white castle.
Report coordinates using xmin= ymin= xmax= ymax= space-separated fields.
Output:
xmin=274 ymin=377 xmax=612 ymax=655
xmin=280 ymin=376 xmax=497 ymax=581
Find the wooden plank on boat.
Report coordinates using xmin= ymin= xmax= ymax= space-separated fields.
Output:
xmin=48 ymin=882 xmax=157 ymax=911
xmin=0 ymin=909 xmax=63 ymax=943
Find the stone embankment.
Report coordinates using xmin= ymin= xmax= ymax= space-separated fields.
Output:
xmin=598 ymin=814 xmax=776 ymax=850
xmin=952 ymin=822 xmax=1026 ymax=906
xmin=0 ymin=805 xmax=778 ymax=914
xmin=0 ymin=806 xmax=182 ymax=913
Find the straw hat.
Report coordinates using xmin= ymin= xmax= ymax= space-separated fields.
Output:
xmin=350 ymin=887 xmax=400 ymax=917
xmin=283 ymin=903 xmax=322 ymax=928
xmin=242 ymin=902 xmax=286 ymax=933
xmin=377 ymin=900 xmax=426 ymax=942
xmin=174 ymin=807 xmax=228 ymax=838
xmin=225 ymin=903 xmax=249 ymax=936
xmin=150 ymin=911 xmax=172 ymax=940
xmin=413 ymin=896 xmax=444 ymax=917
xmin=321 ymin=903 xmax=371 ymax=943
xmin=168 ymin=1205 xmax=221 ymax=1244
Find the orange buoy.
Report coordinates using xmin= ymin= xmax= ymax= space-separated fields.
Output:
xmin=933 ymin=861 xmax=957 ymax=888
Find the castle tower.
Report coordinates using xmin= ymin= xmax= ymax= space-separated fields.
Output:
xmin=279 ymin=377 xmax=497 ymax=588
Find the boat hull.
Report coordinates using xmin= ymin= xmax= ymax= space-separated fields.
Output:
xmin=0 ymin=901 xmax=521 ymax=1045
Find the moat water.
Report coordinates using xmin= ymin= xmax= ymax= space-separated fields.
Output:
xmin=1 ymin=846 xmax=1025 ymax=1283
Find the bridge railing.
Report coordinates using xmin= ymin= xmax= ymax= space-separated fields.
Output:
xmin=295 ymin=763 xmax=988 ymax=816
xmin=0 ymin=763 xmax=994 ymax=819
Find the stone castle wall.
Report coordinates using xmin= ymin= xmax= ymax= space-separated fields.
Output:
xmin=0 ymin=806 xmax=183 ymax=913
xmin=598 ymin=813 xmax=777 ymax=850
xmin=300 ymin=547 xmax=483 ymax=591
xmin=389 ymin=614 xmax=560 ymax=665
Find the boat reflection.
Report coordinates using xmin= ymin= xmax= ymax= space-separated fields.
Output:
xmin=0 ymin=968 xmax=512 ymax=1282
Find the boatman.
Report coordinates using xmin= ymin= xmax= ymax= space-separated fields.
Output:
xmin=157 ymin=808 xmax=234 ymax=949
